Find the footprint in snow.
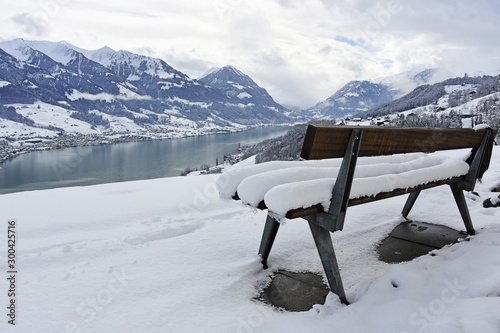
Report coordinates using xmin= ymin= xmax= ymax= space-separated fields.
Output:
xmin=124 ymin=221 xmax=204 ymax=245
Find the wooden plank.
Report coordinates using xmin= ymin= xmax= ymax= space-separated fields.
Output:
xmin=300 ymin=125 xmax=487 ymax=160
xmin=284 ymin=177 xmax=463 ymax=219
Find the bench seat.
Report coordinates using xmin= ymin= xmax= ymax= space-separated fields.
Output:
xmin=232 ymin=153 xmax=470 ymax=217
xmin=217 ymin=153 xmax=429 ymax=200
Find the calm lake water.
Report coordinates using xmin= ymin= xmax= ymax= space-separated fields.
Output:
xmin=0 ymin=126 xmax=290 ymax=195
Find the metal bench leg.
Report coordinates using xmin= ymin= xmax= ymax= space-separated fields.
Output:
xmin=450 ymin=185 xmax=476 ymax=235
xmin=308 ymin=219 xmax=348 ymax=305
xmin=258 ymin=214 xmax=280 ymax=269
xmin=402 ymin=190 xmax=421 ymax=219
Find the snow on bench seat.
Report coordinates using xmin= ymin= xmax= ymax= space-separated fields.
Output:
xmin=227 ymin=153 xmax=470 ymax=218
xmin=217 ymin=159 xmax=343 ymax=200
xmin=216 ymin=153 xmax=427 ymax=200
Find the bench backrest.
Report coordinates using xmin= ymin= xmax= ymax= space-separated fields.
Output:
xmin=301 ymin=125 xmax=489 ymax=160
xmin=297 ymin=125 xmax=495 ymax=232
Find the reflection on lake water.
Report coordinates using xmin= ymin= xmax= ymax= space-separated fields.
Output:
xmin=0 ymin=126 xmax=290 ymax=194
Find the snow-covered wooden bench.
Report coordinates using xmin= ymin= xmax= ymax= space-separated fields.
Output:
xmin=217 ymin=125 xmax=495 ymax=304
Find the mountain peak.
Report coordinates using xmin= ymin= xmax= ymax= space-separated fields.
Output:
xmin=199 ymin=65 xmax=246 ymax=80
xmin=199 ymin=66 xmax=220 ymax=79
xmin=305 ymin=80 xmax=394 ymax=119
xmin=0 ymin=39 xmax=88 ymax=65
xmin=199 ymin=65 xmax=256 ymax=88
xmin=0 ymin=38 xmax=34 ymax=61
xmin=303 ymin=68 xmax=450 ymax=120
xmin=220 ymin=65 xmax=245 ymax=76
xmin=96 ymin=45 xmax=116 ymax=54
xmin=77 ymin=45 xmax=115 ymax=65
xmin=198 ymin=65 xmax=288 ymax=113
xmin=27 ymin=40 xmax=80 ymax=65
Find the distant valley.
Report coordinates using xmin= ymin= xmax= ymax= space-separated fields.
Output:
xmin=1 ymin=39 xmax=499 ymax=163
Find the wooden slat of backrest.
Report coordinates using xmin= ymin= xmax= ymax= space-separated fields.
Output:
xmin=300 ymin=125 xmax=487 ymax=160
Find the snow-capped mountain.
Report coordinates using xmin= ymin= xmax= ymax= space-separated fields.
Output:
xmin=304 ymin=80 xmax=395 ymax=119
xmin=9 ymin=39 xmax=85 ymax=66
xmin=199 ymin=65 xmax=280 ymax=107
xmin=87 ymin=48 xmax=207 ymax=100
xmin=0 ymin=39 xmax=291 ymax=140
xmin=199 ymin=65 xmax=289 ymax=118
xmin=304 ymin=68 xmax=452 ymax=119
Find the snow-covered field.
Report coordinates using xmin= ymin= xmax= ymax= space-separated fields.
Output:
xmin=12 ymin=102 xmax=98 ymax=135
xmin=1 ymin=148 xmax=500 ymax=333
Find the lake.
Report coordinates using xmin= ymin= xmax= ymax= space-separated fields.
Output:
xmin=0 ymin=126 xmax=290 ymax=195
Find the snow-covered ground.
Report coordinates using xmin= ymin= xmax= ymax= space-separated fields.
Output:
xmin=0 ymin=148 xmax=499 ymax=333
xmin=0 ymin=118 xmax=58 ymax=139
xmin=10 ymin=101 xmax=98 ymax=135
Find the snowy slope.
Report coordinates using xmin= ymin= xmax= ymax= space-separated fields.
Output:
xmin=0 ymin=117 xmax=58 ymax=139
xmin=0 ymin=148 xmax=499 ymax=332
xmin=0 ymin=80 xmax=11 ymax=88
xmin=447 ymin=91 xmax=500 ymax=116
xmin=388 ymin=84 xmax=500 ymax=129
xmin=304 ymin=68 xmax=452 ymax=120
xmin=364 ymin=75 xmax=500 ymax=122
xmin=19 ymin=39 xmax=82 ymax=65
xmin=11 ymin=101 xmax=97 ymax=134
xmin=376 ymin=67 xmax=453 ymax=98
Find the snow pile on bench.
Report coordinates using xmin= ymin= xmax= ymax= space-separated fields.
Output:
xmin=264 ymin=155 xmax=469 ymax=217
xmin=218 ymin=152 xmax=470 ymax=218
xmin=216 ymin=153 xmax=428 ymax=200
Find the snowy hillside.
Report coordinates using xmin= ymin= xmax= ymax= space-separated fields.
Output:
xmin=376 ymin=68 xmax=453 ymax=98
xmin=304 ymin=68 xmax=450 ymax=120
xmin=0 ymin=147 xmax=499 ymax=332
xmin=365 ymin=75 xmax=500 ymax=131
xmin=0 ymin=39 xmax=292 ymax=143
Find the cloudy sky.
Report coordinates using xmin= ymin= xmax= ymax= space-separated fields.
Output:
xmin=1 ymin=0 xmax=500 ymax=108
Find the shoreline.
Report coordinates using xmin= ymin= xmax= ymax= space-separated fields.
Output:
xmin=0 ymin=123 xmax=293 ymax=165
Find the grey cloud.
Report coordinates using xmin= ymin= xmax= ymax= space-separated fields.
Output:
xmin=256 ymin=49 xmax=288 ymax=67
xmin=319 ymin=45 xmax=332 ymax=54
xmin=11 ymin=12 xmax=50 ymax=36
xmin=276 ymin=0 xmax=296 ymax=7
xmin=159 ymin=49 xmax=216 ymax=79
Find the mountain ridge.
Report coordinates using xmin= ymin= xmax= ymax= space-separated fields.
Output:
xmin=0 ymin=39 xmax=292 ymax=141
xmin=303 ymin=68 xmax=452 ymax=119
